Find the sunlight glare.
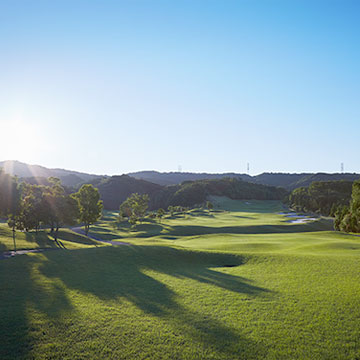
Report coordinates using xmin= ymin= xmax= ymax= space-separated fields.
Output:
xmin=0 ymin=119 xmax=43 ymax=162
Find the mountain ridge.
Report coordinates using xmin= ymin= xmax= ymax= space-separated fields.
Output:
xmin=0 ymin=160 xmax=104 ymax=187
xmin=1 ymin=160 xmax=359 ymax=191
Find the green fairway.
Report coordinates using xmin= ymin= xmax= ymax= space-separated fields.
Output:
xmin=1 ymin=197 xmax=360 ymax=359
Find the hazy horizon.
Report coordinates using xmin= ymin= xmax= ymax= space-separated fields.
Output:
xmin=1 ymin=0 xmax=359 ymax=175
xmin=1 ymin=159 xmax=359 ymax=177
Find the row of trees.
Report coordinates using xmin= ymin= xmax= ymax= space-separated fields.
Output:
xmin=0 ymin=170 xmax=103 ymax=250
xmin=334 ymin=180 xmax=360 ymax=233
xmin=117 ymin=193 xmax=214 ymax=227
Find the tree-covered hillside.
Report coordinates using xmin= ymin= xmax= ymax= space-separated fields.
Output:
xmin=129 ymin=170 xmax=360 ymax=190
xmin=95 ymin=175 xmax=163 ymax=210
xmin=150 ymin=178 xmax=288 ymax=210
xmin=96 ymin=176 xmax=288 ymax=210
xmin=288 ymin=180 xmax=354 ymax=216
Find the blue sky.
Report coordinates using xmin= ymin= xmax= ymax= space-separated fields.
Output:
xmin=0 ymin=0 xmax=359 ymax=175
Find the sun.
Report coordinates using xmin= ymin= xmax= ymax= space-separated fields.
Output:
xmin=0 ymin=119 xmax=43 ymax=162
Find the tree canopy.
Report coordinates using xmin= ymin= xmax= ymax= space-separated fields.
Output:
xmin=74 ymin=184 xmax=103 ymax=235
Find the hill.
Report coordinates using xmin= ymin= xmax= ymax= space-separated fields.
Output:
xmin=1 ymin=160 xmax=359 ymax=192
xmin=95 ymin=175 xmax=163 ymax=210
xmin=150 ymin=178 xmax=288 ymax=209
xmin=288 ymin=180 xmax=354 ymax=216
xmin=0 ymin=160 xmax=103 ymax=187
xmin=95 ymin=176 xmax=288 ymax=210
xmin=256 ymin=172 xmax=360 ymax=190
xmin=128 ymin=170 xmax=252 ymax=186
xmin=129 ymin=170 xmax=360 ymax=190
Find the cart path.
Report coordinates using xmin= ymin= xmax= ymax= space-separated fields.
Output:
xmin=0 ymin=248 xmax=60 ymax=260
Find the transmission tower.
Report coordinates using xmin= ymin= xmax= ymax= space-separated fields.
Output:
xmin=247 ymin=163 xmax=250 ymax=174
xmin=341 ymin=163 xmax=344 ymax=173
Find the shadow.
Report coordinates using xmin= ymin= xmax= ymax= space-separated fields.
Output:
xmin=36 ymin=245 xmax=269 ymax=357
xmin=120 ymin=218 xmax=332 ymax=239
xmin=56 ymin=230 xmax=100 ymax=246
xmin=73 ymin=227 xmax=123 ymax=241
xmin=0 ymin=241 xmax=7 ymax=254
xmin=54 ymin=238 xmax=67 ymax=249
xmin=89 ymin=225 xmax=117 ymax=233
xmin=159 ymin=218 xmax=333 ymax=237
xmin=0 ymin=254 xmax=73 ymax=359
xmin=88 ymin=231 xmax=125 ymax=241
xmin=132 ymin=223 xmax=163 ymax=236
xmin=232 ymin=215 xmax=256 ymax=219
xmin=143 ymin=218 xmax=158 ymax=224
xmin=25 ymin=231 xmax=60 ymax=249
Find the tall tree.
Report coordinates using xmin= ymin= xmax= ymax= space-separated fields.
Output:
xmin=43 ymin=180 xmax=80 ymax=241
xmin=74 ymin=184 xmax=103 ymax=235
xmin=6 ymin=181 xmax=22 ymax=252
xmin=0 ymin=169 xmax=19 ymax=216
xmin=18 ymin=183 xmax=46 ymax=232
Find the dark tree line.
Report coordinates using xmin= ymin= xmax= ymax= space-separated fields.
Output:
xmin=117 ymin=193 xmax=192 ymax=227
xmin=288 ymin=180 xmax=353 ymax=216
xmin=150 ymin=177 xmax=288 ymax=209
xmin=0 ymin=169 xmax=103 ymax=250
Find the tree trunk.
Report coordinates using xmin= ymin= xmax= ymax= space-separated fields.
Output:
xmin=12 ymin=228 xmax=16 ymax=253
xmin=54 ymin=226 xmax=59 ymax=242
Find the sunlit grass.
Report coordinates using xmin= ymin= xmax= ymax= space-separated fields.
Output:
xmin=1 ymin=197 xmax=360 ymax=359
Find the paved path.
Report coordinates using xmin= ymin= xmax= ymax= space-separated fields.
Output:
xmin=71 ymin=227 xmax=130 ymax=246
xmin=0 ymin=248 xmax=60 ymax=260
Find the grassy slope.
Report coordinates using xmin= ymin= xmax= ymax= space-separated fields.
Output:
xmin=0 ymin=226 xmax=108 ymax=252
xmin=1 ymin=197 xmax=360 ymax=359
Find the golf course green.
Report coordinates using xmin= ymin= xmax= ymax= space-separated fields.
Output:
xmin=1 ymin=197 xmax=360 ymax=359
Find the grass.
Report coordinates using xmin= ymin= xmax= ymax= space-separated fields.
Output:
xmin=0 ymin=226 xmax=108 ymax=252
xmin=1 ymin=197 xmax=360 ymax=359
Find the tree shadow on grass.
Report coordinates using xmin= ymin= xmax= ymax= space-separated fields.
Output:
xmin=37 ymin=246 xmax=270 ymax=358
xmin=0 ymin=254 xmax=73 ymax=359
xmin=56 ymin=230 xmax=100 ymax=246
xmin=132 ymin=223 xmax=164 ymax=236
xmin=102 ymin=218 xmax=333 ymax=240
xmin=25 ymin=231 xmax=60 ymax=249
xmin=0 ymin=241 xmax=7 ymax=254
xmin=161 ymin=218 xmax=333 ymax=237
xmin=232 ymin=215 xmax=256 ymax=219
xmin=0 ymin=246 xmax=270 ymax=358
